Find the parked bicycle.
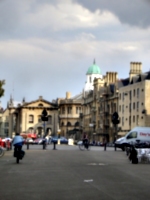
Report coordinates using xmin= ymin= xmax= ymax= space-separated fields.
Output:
xmin=0 ymin=146 xmax=5 ymax=157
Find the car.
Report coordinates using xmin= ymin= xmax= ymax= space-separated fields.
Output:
xmin=51 ymin=136 xmax=68 ymax=144
xmin=33 ymin=138 xmax=43 ymax=145
xmin=24 ymin=138 xmax=34 ymax=144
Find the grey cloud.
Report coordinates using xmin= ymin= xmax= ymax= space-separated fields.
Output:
xmin=74 ymin=0 xmax=150 ymax=28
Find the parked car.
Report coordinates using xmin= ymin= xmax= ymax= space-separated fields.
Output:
xmin=51 ymin=136 xmax=68 ymax=144
xmin=24 ymin=138 xmax=34 ymax=144
xmin=33 ymin=138 xmax=43 ymax=145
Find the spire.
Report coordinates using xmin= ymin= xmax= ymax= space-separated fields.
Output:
xmin=93 ymin=59 xmax=96 ymax=65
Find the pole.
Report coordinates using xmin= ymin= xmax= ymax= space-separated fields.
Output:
xmin=114 ymin=124 xmax=117 ymax=151
xmin=43 ymin=121 xmax=46 ymax=150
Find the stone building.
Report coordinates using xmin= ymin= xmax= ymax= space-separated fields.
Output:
xmin=1 ymin=61 xmax=150 ymax=143
xmin=58 ymin=92 xmax=83 ymax=139
xmin=118 ymin=62 xmax=150 ymax=136
xmin=1 ymin=96 xmax=59 ymax=138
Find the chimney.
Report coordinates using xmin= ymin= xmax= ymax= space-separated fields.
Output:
xmin=129 ymin=62 xmax=142 ymax=82
xmin=66 ymin=92 xmax=71 ymax=99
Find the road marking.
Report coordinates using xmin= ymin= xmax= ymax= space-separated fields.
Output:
xmin=87 ymin=163 xmax=106 ymax=166
xmin=84 ymin=179 xmax=93 ymax=182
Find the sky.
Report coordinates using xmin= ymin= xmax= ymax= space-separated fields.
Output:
xmin=0 ymin=0 xmax=150 ymax=108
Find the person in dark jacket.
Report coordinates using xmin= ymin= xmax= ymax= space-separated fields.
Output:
xmin=129 ymin=145 xmax=138 ymax=164
xmin=103 ymin=137 xmax=107 ymax=151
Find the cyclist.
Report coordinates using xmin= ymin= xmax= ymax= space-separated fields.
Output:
xmin=82 ymin=133 xmax=89 ymax=149
xmin=12 ymin=133 xmax=24 ymax=160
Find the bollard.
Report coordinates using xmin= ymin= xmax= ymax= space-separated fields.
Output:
xmin=27 ymin=142 xmax=29 ymax=150
xmin=43 ymin=140 xmax=45 ymax=150
xmin=53 ymin=141 xmax=57 ymax=150
xmin=104 ymin=143 xmax=107 ymax=151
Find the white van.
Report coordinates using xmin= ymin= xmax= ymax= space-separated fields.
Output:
xmin=115 ymin=126 xmax=150 ymax=151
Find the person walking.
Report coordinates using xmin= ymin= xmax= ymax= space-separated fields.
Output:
xmin=103 ymin=137 xmax=107 ymax=151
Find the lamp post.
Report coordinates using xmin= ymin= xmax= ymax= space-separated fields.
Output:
xmin=41 ymin=109 xmax=48 ymax=149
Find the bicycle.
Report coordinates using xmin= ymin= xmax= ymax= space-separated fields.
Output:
xmin=14 ymin=147 xmax=25 ymax=164
xmin=78 ymin=141 xmax=91 ymax=151
xmin=0 ymin=146 xmax=5 ymax=157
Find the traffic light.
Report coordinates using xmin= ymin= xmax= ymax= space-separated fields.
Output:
xmin=41 ymin=109 xmax=48 ymax=121
xmin=112 ymin=112 xmax=120 ymax=124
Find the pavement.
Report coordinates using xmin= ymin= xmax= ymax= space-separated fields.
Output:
xmin=0 ymin=144 xmax=150 ymax=200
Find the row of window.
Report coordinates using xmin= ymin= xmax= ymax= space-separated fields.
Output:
xmin=120 ymin=88 xmax=142 ymax=100
xmin=121 ymin=115 xmax=140 ymax=126
xmin=61 ymin=107 xmax=82 ymax=114
xmin=29 ymin=115 xmax=52 ymax=124
xmin=120 ymin=102 xmax=140 ymax=112
xmin=61 ymin=121 xmax=79 ymax=127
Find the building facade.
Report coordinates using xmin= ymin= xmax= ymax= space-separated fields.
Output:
xmin=0 ymin=96 xmax=59 ymax=138
xmin=1 ymin=61 xmax=150 ymax=143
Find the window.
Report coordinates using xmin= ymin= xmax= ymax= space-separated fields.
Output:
xmin=126 ymin=132 xmax=137 ymax=139
xmin=67 ymin=106 xmax=72 ymax=114
xmin=133 ymin=116 xmax=135 ymax=123
xmin=76 ymin=107 xmax=81 ymax=114
xmin=137 ymin=102 xmax=139 ymax=111
xmin=129 ymin=90 xmax=132 ymax=100
xmin=129 ymin=116 xmax=131 ymax=126
xmin=4 ymin=122 xmax=9 ymax=127
xmin=133 ymin=102 xmax=135 ymax=109
xmin=119 ymin=105 xmax=121 ymax=112
xmin=29 ymin=115 xmax=34 ymax=123
xmin=74 ymin=121 xmax=79 ymax=126
xmin=28 ymin=127 xmax=34 ymax=133
xmin=129 ymin=103 xmax=132 ymax=112
xmin=67 ymin=122 xmax=71 ymax=126
xmin=136 ymin=115 xmax=139 ymax=125
xmin=137 ymin=88 xmax=139 ymax=98
xmin=38 ymin=115 xmax=41 ymax=123
xmin=38 ymin=103 xmax=43 ymax=107
xmin=4 ymin=129 xmax=9 ymax=136
xmin=122 ymin=117 xmax=124 ymax=126
xmin=133 ymin=89 xmax=136 ymax=97
xmin=89 ymin=76 xmax=92 ymax=83
xmin=119 ymin=93 xmax=121 ymax=100
xmin=62 ymin=107 xmax=65 ymax=114
xmin=122 ymin=105 xmax=124 ymax=113
xmin=48 ymin=115 xmax=52 ymax=124
xmin=122 ymin=93 xmax=124 ymax=101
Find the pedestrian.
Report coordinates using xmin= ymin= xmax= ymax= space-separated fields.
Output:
xmin=103 ymin=137 xmax=107 ymax=151
xmin=129 ymin=145 xmax=138 ymax=164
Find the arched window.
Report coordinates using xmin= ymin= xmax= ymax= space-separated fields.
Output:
xmin=29 ymin=115 xmax=34 ymax=123
xmin=38 ymin=103 xmax=43 ymax=107
xmin=28 ymin=127 xmax=34 ymax=133
xmin=74 ymin=122 xmax=79 ymax=126
xmin=67 ymin=122 xmax=71 ymax=126
xmin=38 ymin=115 xmax=42 ymax=123
xmin=61 ymin=122 xmax=64 ymax=126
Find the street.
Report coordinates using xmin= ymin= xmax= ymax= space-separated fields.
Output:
xmin=0 ymin=144 xmax=150 ymax=200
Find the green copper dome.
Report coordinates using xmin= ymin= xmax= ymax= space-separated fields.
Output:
xmin=86 ymin=60 xmax=101 ymax=75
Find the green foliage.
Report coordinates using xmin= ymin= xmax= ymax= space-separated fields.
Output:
xmin=0 ymin=80 xmax=5 ymax=98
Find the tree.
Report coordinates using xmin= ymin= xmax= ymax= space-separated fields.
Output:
xmin=0 ymin=80 xmax=5 ymax=98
